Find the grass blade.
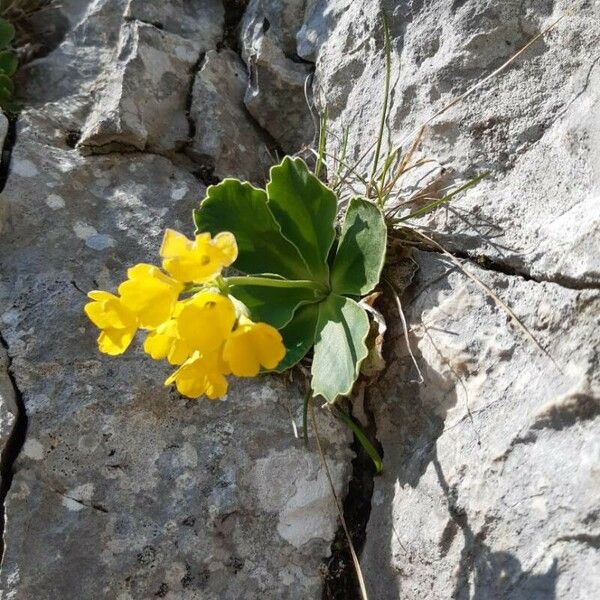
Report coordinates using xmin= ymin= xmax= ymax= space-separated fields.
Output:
xmin=393 ymin=172 xmax=488 ymax=223
xmin=334 ymin=405 xmax=383 ymax=475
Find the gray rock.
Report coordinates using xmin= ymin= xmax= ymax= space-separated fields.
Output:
xmin=360 ymin=251 xmax=600 ymax=599
xmin=244 ymin=32 xmax=314 ymax=153
xmin=0 ymin=346 xmax=17 ymax=491
xmin=15 ymin=0 xmax=130 ymax=137
xmin=0 ymin=112 xmax=8 ymax=152
xmin=188 ymin=49 xmax=272 ymax=183
xmin=0 ymin=121 xmax=352 ymax=598
xmin=125 ymin=0 xmax=224 ymax=49
xmin=305 ymin=0 xmax=600 ymax=286
xmin=0 ymin=3 xmax=352 ymax=597
xmin=301 ymin=0 xmax=600 ymax=596
xmin=240 ymin=0 xmax=307 ymax=62
xmin=77 ymin=22 xmax=199 ymax=154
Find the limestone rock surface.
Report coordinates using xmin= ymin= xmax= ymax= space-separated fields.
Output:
xmin=1 ymin=0 xmax=599 ymax=598
xmin=187 ymin=49 xmax=272 ymax=183
xmin=303 ymin=0 xmax=600 ymax=286
xmin=78 ymin=21 xmax=199 ymax=154
xmin=0 ymin=2 xmax=351 ymax=598
xmin=298 ymin=0 xmax=600 ymax=597
xmin=241 ymin=0 xmax=314 ymax=153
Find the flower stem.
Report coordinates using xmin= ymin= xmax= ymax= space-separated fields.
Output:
xmin=225 ymin=275 xmax=328 ymax=295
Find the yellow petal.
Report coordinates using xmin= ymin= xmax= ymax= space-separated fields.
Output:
xmin=160 ymin=228 xmax=193 ymax=257
xmin=223 ymin=318 xmax=286 ymax=377
xmin=164 ymin=351 xmax=228 ymax=399
xmin=176 ymin=292 xmax=236 ymax=353
xmin=160 ymin=229 xmax=238 ymax=283
xmin=211 ymin=231 xmax=238 ymax=265
xmin=143 ymin=319 xmax=193 ymax=365
xmin=85 ymin=290 xmax=136 ymax=330
xmin=118 ymin=263 xmax=183 ymax=329
xmin=97 ymin=327 xmax=136 ymax=355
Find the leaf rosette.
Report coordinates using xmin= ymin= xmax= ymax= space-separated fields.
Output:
xmin=194 ymin=156 xmax=387 ymax=403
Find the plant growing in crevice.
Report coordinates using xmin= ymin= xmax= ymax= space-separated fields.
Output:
xmin=83 ymin=10 xmax=569 ymax=600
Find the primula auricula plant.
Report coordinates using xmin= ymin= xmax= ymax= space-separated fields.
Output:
xmin=85 ymin=157 xmax=387 ymax=408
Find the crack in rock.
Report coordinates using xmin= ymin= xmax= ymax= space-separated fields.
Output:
xmin=321 ymin=394 xmax=382 ymax=600
xmin=418 ymin=244 xmax=600 ymax=291
xmin=0 ymin=333 xmax=28 ymax=562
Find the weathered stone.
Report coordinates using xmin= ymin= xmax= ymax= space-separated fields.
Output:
xmin=125 ymin=0 xmax=224 ymax=50
xmin=0 ymin=112 xmax=8 ymax=152
xmin=360 ymin=251 xmax=600 ymax=598
xmin=299 ymin=1 xmax=600 ymax=596
xmin=244 ymin=32 xmax=314 ymax=153
xmin=2 ymin=0 xmax=599 ymax=597
xmin=15 ymin=0 xmax=130 ymax=138
xmin=0 ymin=120 xmax=352 ymax=597
xmin=77 ymin=21 xmax=199 ymax=154
xmin=240 ymin=0 xmax=307 ymax=62
xmin=0 ymin=345 xmax=17 ymax=490
xmin=188 ymin=49 xmax=272 ymax=183
xmin=304 ymin=0 xmax=600 ymax=286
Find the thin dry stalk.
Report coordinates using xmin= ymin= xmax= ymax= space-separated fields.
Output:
xmin=309 ymin=400 xmax=370 ymax=600
xmin=408 ymin=228 xmax=562 ymax=373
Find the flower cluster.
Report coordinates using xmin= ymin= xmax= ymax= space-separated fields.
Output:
xmin=84 ymin=229 xmax=286 ymax=399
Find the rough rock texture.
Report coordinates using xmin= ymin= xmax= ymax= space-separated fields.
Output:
xmin=1 ymin=0 xmax=599 ymax=598
xmin=187 ymin=49 xmax=272 ymax=183
xmin=0 ymin=1 xmax=351 ymax=598
xmin=124 ymin=0 xmax=224 ymax=48
xmin=77 ymin=21 xmax=199 ymax=154
xmin=0 ymin=345 xmax=17 ymax=491
xmin=363 ymin=253 xmax=600 ymax=598
xmin=241 ymin=0 xmax=314 ymax=153
xmin=300 ymin=0 xmax=600 ymax=597
xmin=304 ymin=0 xmax=600 ymax=287
xmin=241 ymin=0 xmax=307 ymax=60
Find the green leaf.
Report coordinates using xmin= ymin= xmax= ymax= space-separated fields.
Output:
xmin=267 ymin=157 xmax=337 ymax=283
xmin=0 ymin=19 xmax=15 ymax=49
xmin=274 ymin=303 xmax=320 ymax=373
xmin=330 ymin=198 xmax=387 ymax=296
xmin=311 ymin=294 xmax=370 ymax=403
xmin=0 ymin=79 xmax=12 ymax=108
xmin=194 ymin=178 xmax=310 ymax=280
xmin=0 ymin=51 xmax=17 ymax=76
xmin=229 ymin=282 xmax=320 ymax=329
xmin=334 ymin=406 xmax=383 ymax=474
xmin=0 ymin=73 xmax=14 ymax=94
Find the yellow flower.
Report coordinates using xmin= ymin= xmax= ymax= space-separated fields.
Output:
xmin=160 ymin=228 xmax=238 ymax=283
xmin=118 ymin=263 xmax=183 ymax=329
xmin=84 ymin=291 xmax=138 ymax=355
xmin=223 ymin=316 xmax=286 ymax=376
xmin=176 ymin=291 xmax=236 ymax=353
xmin=165 ymin=350 xmax=229 ymax=399
xmin=143 ymin=317 xmax=193 ymax=365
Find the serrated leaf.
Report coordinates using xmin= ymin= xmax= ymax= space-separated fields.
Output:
xmin=194 ymin=179 xmax=310 ymax=280
xmin=311 ymin=294 xmax=370 ymax=403
xmin=0 ymin=19 xmax=15 ymax=49
xmin=274 ymin=303 xmax=320 ymax=373
xmin=0 ymin=51 xmax=17 ymax=76
xmin=267 ymin=157 xmax=337 ymax=283
xmin=229 ymin=282 xmax=320 ymax=329
xmin=330 ymin=198 xmax=387 ymax=296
